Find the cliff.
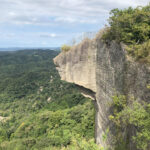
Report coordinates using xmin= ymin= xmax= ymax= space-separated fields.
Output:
xmin=53 ymin=31 xmax=150 ymax=149
xmin=54 ymin=38 xmax=97 ymax=93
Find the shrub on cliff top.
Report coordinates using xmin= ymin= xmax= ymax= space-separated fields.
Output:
xmin=102 ymin=4 xmax=150 ymax=63
xmin=61 ymin=44 xmax=71 ymax=52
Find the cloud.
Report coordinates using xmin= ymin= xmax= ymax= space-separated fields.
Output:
xmin=54 ymin=17 xmax=98 ymax=24
xmin=0 ymin=0 xmax=149 ymax=47
xmin=0 ymin=32 xmax=16 ymax=39
xmin=0 ymin=0 xmax=149 ymax=25
xmin=39 ymin=33 xmax=58 ymax=38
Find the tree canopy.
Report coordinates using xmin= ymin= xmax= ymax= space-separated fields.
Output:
xmin=0 ymin=50 xmax=99 ymax=150
xmin=103 ymin=4 xmax=150 ymax=63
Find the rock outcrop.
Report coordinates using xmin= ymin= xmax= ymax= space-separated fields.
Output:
xmin=54 ymin=39 xmax=97 ymax=92
xmin=54 ymin=31 xmax=150 ymax=149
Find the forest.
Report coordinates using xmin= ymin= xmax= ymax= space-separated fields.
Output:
xmin=0 ymin=50 xmax=98 ymax=150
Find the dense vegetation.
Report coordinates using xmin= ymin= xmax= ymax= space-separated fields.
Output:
xmin=109 ymin=95 xmax=150 ymax=150
xmin=104 ymin=5 xmax=150 ymax=148
xmin=0 ymin=50 xmax=98 ymax=150
xmin=103 ymin=4 xmax=150 ymax=63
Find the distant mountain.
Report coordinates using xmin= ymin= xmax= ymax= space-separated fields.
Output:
xmin=0 ymin=47 xmax=60 ymax=51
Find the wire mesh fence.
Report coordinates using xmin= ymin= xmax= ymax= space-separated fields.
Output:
xmin=68 ymin=31 xmax=97 ymax=46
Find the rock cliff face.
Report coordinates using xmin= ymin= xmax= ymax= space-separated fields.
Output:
xmin=54 ymin=32 xmax=150 ymax=149
xmin=54 ymin=39 xmax=97 ymax=92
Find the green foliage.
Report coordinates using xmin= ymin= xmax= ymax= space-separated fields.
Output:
xmin=102 ymin=128 xmax=109 ymax=142
xmin=42 ymin=138 xmax=101 ymax=150
xmin=103 ymin=4 xmax=150 ymax=63
xmin=61 ymin=44 xmax=71 ymax=52
xmin=126 ymin=40 xmax=150 ymax=63
xmin=109 ymin=95 xmax=150 ymax=150
xmin=0 ymin=50 xmax=95 ymax=150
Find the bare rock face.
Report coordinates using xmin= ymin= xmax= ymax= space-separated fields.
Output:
xmin=95 ymin=40 xmax=127 ymax=148
xmin=53 ymin=32 xmax=150 ymax=149
xmin=54 ymin=39 xmax=97 ymax=92
xmin=96 ymin=40 xmax=150 ymax=149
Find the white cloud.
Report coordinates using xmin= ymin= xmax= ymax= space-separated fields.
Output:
xmin=0 ymin=32 xmax=16 ymax=39
xmin=54 ymin=17 xmax=98 ymax=24
xmin=0 ymin=0 xmax=149 ymax=25
xmin=0 ymin=0 xmax=149 ymax=47
xmin=39 ymin=33 xmax=58 ymax=38
xmin=41 ymin=41 xmax=48 ymax=45
xmin=0 ymin=32 xmax=62 ymax=41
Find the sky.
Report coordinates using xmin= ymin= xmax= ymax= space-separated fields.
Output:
xmin=0 ymin=0 xmax=149 ymax=48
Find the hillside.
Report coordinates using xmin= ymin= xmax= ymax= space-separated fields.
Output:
xmin=0 ymin=50 xmax=97 ymax=150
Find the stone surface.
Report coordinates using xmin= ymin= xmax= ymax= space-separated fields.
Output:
xmin=54 ymin=38 xmax=97 ymax=92
xmin=53 ymin=32 xmax=150 ymax=149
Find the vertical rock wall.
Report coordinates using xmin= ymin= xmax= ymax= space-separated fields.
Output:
xmin=54 ymin=34 xmax=150 ymax=149
xmin=54 ymin=39 xmax=97 ymax=92
xmin=95 ymin=40 xmax=126 ymax=148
